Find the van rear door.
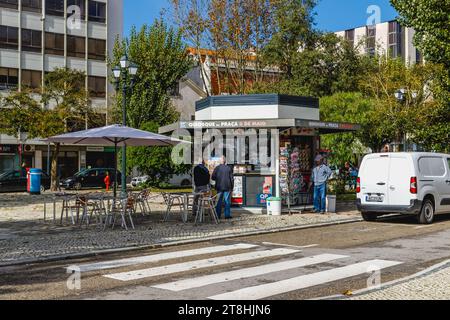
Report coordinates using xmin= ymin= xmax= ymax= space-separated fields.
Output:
xmin=388 ymin=155 xmax=414 ymax=206
xmin=360 ymin=155 xmax=390 ymax=206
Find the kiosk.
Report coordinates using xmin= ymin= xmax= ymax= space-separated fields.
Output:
xmin=160 ymin=94 xmax=360 ymax=209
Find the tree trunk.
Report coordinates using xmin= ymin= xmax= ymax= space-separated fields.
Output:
xmin=51 ymin=143 xmax=60 ymax=192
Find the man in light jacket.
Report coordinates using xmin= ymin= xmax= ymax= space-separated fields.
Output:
xmin=311 ymin=155 xmax=332 ymax=214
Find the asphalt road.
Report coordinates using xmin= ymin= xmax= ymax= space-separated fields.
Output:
xmin=1 ymin=213 xmax=450 ymax=300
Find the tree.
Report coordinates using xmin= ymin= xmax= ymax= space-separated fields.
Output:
xmin=359 ymin=57 xmax=449 ymax=152
xmin=112 ymin=20 xmax=192 ymax=128
xmin=170 ymin=0 xmax=212 ymax=95
xmin=112 ymin=20 xmax=193 ymax=183
xmin=0 ymin=90 xmax=45 ymax=140
xmin=253 ymin=33 xmax=371 ymax=98
xmin=391 ymin=0 xmax=450 ymax=70
xmin=262 ymin=0 xmax=317 ymax=78
xmin=41 ymin=68 xmax=92 ymax=191
xmin=320 ymin=92 xmax=378 ymax=166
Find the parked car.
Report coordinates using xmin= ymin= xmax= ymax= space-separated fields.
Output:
xmin=61 ymin=168 xmax=121 ymax=190
xmin=357 ymin=153 xmax=450 ymax=224
xmin=131 ymin=175 xmax=149 ymax=187
xmin=168 ymin=174 xmax=193 ymax=187
xmin=0 ymin=170 xmax=50 ymax=193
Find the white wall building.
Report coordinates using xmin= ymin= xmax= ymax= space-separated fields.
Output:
xmin=335 ymin=20 xmax=422 ymax=65
xmin=0 ymin=0 xmax=123 ymax=175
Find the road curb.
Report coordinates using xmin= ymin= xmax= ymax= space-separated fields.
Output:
xmin=316 ymin=259 xmax=450 ymax=300
xmin=0 ymin=216 xmax=363 ymax=268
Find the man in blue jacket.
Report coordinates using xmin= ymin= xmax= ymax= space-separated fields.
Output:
xmin=212 ymin=156 xmax=234 ymax=220
xmin=310 ymin=155 xmax=332 ymax=214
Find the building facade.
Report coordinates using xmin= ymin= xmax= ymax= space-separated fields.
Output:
xmin=0 ymin=0 xmax=123 ymax=177
xmin=335 ymin=20 xmax=423 ymax=65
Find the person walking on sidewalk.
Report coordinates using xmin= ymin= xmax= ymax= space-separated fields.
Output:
xmin=311 ymin=155 xmax=332 ymax=214
xmin=212 ymin=156 xmax=234 ymax=220
xmin=192 ymin=160 xmax=211 ymax=216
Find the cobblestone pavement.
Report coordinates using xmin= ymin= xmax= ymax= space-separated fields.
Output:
xmin=0 ymin=192 xmax=360 ymax=265
xmin=348 ymin=262 xmax=450 ymax=300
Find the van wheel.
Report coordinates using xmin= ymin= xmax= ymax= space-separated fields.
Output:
xmin=362 ymin=212 xmax=378 ymax=222
xmin=418 ymin=199 xmax=434 ymax=225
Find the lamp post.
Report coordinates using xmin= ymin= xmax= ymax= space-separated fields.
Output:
xmin=112 ymin=55 xmax=138 ymax=196
xmin=394 ymin=89 xmax=418 ymax=152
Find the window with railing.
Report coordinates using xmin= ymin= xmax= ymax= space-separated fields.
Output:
xmin=0 ymin=67 xmax=19 ymax=90
xmin=45 ymin=0 xmax=64 ymax=17
xmin=388 ymin=21 xmax=402 ymax=58
xmin=88 ymin=38 xmax=105 ymax=60
xmin=0 ymin=0 xmax=18 ymax=10
xmin=45 ymin=32 xmax=64 ymax=56
xmin=344 ymin=29 xmax=355 ymax=46
xmin=67 ymin=35 xmax=86 ymax=58
xmin=366 ymin=25 xmax=376 ymax=56
xmin=88 ymin=0 xmax=106 ymax=23
xmin=0 ymin=25 xmax=19 ymax=50
xmin=21 ymin=69 xmax=42 ymax=89
xmin=22 ymin=29 xmax=42 ymax=53
xmin=22 ymin=0 xmax=42 ymax=13
xmin=88 ymin=76 xmax=106 ymax=98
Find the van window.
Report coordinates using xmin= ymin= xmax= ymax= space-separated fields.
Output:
xmin=419 ymin=157 xmax=446 ymax=177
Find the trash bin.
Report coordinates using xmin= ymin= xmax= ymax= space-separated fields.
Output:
xmin=326 ymin=195 xmax=337 ymax=213
xmin=29 ymin=169 xmax=42 ymax=195
xmin=267 ymin=197 xmax=282 ymax=216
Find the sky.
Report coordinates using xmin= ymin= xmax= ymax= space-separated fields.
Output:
xmin=123 ymin=0 xmax=399 ymax=36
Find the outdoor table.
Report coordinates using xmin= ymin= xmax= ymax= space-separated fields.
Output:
xmin=47 ymin=193 xmax=77 ymax=224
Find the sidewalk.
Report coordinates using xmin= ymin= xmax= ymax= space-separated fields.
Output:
xmin=347 ymin=260 xmax=450 ymax=300
xmin=0 ymin=193 xmax=361 ymax=266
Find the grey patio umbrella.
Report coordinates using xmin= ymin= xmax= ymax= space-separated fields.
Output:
xmin=46 ymin=124 xmax=188 ymax=199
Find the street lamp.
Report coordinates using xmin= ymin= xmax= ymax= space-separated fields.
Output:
xmin=112 ymin=54 xmax=138 ymax=196
xmin=394 ymin=89 xmax=408 ymax=152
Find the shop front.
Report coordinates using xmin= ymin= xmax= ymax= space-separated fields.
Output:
xmin=0 ymin=144 xmax=18 ymax=173
xmin=160 ymin=94 xmax=360 ymax=209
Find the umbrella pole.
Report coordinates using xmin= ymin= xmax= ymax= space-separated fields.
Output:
xmin=114 ymin=140 xmax=118 ymax=201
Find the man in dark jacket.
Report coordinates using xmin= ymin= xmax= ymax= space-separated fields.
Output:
xmin=212 ymin=156 xmax=234 ymax=220
xmin=192 ymin=161 xmax=211 ymax=215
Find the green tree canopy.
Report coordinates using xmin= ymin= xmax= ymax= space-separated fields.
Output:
xmin=391 ymin=0 xmax=450 ymax=70
xmin=0 ymin=90 xmax=45 ymax=139
xmin=112 ymin=20 xmax=193 ymax=128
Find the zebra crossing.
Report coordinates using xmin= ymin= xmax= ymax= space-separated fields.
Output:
xmin=70 ymin=242 xmax=403 ymax=300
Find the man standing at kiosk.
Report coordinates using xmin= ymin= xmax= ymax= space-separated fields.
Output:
xmin=311 ymin=155 xmax=332 ymax=214
xmin=212 ymin=156 xmax=234 ymax=220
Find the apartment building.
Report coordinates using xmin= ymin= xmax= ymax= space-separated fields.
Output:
xmin=335 ymin=20 xmax=423 ymax=65
xmin=0 ymin=0 xmax=123 ymax=176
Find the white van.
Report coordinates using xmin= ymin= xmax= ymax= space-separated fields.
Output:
xmin=357 ymin=153 xmax=450 ymax=224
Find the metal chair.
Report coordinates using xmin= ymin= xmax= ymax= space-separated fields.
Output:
xmin=162 ymin=192 xmax=186 ymax=222
xmin=134 ymin=189 xmax=151 ymax=216
xmin=111 ymin=197 xmax=136 ymax=230
xmin=195 ymin=191 xmax=220 ymax=225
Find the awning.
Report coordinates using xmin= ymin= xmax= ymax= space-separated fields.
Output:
xmin=159 ymin=119 xmax=360 ymax=134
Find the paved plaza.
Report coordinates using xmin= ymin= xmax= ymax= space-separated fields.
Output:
xmin=0 ymin=192 xmax=361 ymax=266
xmin=347 ymin=261 xmax=450 ymax=300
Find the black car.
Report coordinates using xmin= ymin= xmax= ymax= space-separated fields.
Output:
xmin=0 ymin=170 xmax=51 ymax=193
xmin=61 ymin=168 xmax=121 ymax=190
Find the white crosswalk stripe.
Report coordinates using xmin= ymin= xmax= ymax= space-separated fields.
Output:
xmin=153 ymin=254 xmax=348 ymax=292
xmin=104 ymin=248 xmax=300 ymax=282
xmin=208 ymin=260 xmax=403 ymax=300
xmin=68 ymin=243 xmax=259 ymax=273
